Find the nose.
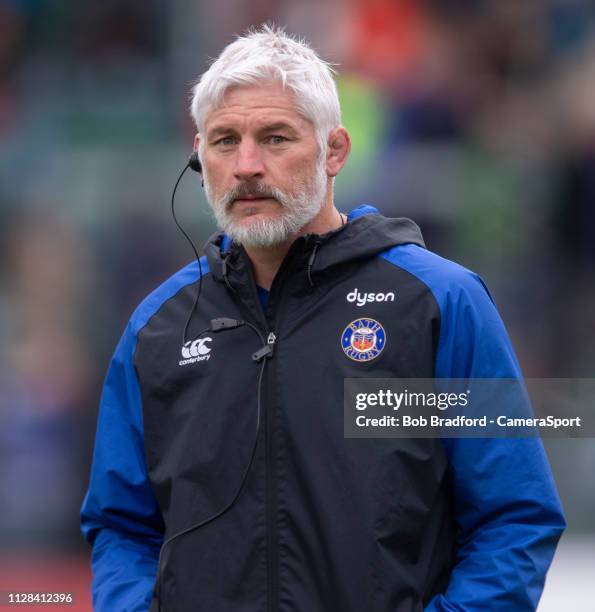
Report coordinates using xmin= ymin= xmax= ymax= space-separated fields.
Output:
xmin=233 ymin=140 xmax=265 ymax=181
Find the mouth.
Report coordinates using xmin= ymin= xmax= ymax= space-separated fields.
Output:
xmin=234 ymin=196 xmax=270 ymax=201
xmin=230 ymin=196 xmax=275 ymax=210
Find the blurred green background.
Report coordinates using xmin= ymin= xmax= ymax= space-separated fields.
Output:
xmin=0 ymin=1 xmax=593 ymax=609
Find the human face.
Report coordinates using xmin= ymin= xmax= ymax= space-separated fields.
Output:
xmin=198 ymin=81 xmax=329 ymax=248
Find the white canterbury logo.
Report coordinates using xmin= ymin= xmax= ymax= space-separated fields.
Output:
xmin=347 ymin=288 xmax=395 ymax=307
xmin=179 ymin=337 xmax=212 ymax=366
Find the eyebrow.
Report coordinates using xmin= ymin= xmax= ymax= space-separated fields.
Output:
xmin=206 ymin=121 xmax=298 ymax=140
xmin=260 ymin=122 xmax=298 ymax=134
xmin=206 ymin=126 xmax=236 ymax=140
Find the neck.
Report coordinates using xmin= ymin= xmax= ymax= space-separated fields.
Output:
xmin=243 ymin=204 xmax=345 ymax=290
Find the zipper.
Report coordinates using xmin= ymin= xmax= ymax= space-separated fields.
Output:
xmin=264 ymin=269 xmax=293 ymax=612
xmin=264 ymin=304 xmax=282 ymax=612
xmin=235 ymin=242 xmax=310 ymax=612
xmin=262 ymin=243 xmax=314 ymax=612
xmin=265 ymin=335 xmax=277 ymax=612
xmin=264 ymin=289 xmax=289 ymax=612
xmin=252 ymin=331 xmax=276 ymax=362
xmin=233 ymin=247 xmax=278 ymax=612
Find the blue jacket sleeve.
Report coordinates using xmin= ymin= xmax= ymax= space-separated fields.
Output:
xmin=381 ymin=244 xmax=565 ymax=611
xmin=80 ymin=321 xmax=164 ymax=612
xmin=422 ymin=258 xmax=566 ymax=611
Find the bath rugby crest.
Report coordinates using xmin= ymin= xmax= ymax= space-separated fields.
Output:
xmin=341 ymin=317 xmax=386 ymax=362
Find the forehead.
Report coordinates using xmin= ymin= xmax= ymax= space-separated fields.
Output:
xmin=204 ymin=81 xmax=314 ymax=134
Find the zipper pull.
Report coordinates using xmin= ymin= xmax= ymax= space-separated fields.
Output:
xmin=252 ymin=331 xmax=276 ymax=362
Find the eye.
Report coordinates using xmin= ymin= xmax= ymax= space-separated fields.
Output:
xmin=268 ymin=135 xmax=288 ymax=145
xmin=214 ymin=136 xmax=236 ymax=146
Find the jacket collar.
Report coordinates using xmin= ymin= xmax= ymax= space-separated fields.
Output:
xmin=204 ymin=205 xmax=425 ymax=287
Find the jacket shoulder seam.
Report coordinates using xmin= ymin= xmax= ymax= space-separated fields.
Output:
xmin=130 ymin=258 xmax=211 ymax=339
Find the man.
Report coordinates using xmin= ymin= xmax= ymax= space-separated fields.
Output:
xmin=81 ymin=25 xmax=565 ymax=611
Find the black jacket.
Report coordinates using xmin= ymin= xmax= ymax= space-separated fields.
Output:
xmin=81 ymin=206 xmax=565 ymax=611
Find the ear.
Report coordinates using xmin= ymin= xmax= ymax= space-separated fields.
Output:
xmin=193 ymin=133 xmax=200 ymax=152
xmin=326 ymin=127 xmax=351 ymax=178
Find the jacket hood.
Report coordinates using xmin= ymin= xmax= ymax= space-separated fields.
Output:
xmin=204 ymin=205 xmax=425 ymax=285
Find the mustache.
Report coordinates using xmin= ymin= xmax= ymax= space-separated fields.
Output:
xmin=224 ymin=182 xmax=280 ymax=208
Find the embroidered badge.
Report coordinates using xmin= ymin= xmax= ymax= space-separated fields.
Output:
xmin=341 ymin=318 xmax=386 ymax=362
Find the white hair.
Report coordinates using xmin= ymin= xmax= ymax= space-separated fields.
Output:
xmin=189 ymin=23 xmax=341 ymax=154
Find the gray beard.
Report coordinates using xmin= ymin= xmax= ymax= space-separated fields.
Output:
xmin=203 ymin=158 xmax=328 ymax=248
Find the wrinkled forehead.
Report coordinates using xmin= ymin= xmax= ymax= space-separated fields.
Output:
xmin=202 ymin=80 xmax=314 ymax=133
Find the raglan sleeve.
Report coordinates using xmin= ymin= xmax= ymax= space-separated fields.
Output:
xmin=424 ymin=269 xmax=566 ymax=611
xmin=80 ymin=320 xmax=164 ymax=612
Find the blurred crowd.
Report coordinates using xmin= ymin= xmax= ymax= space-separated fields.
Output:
xmin=0 ymin=0 xmax=594 ymax=554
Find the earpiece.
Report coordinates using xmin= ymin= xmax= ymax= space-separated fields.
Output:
xmin=189 ymin=151 xmax=202 ymax=174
